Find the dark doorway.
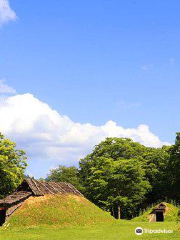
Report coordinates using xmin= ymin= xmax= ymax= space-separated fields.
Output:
xmin=0 ymin=209 xmax=6 ymax=226
xmin=156 ymin=211 xmax=164 ymax=222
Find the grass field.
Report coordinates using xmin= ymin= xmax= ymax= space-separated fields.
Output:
xmin=0 ymin=221 xmax=180 ymax=240
xmin=1 ymin=195 xmax=180 ymax=239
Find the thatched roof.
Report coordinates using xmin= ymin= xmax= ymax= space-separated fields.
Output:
xmin=24 ymin=178 xmax=82 ymax=196
xmin=150 ymin=202 xmax=167 ymax=214
xmin=0 ymin=191 xmax=32 ymax=208
xmin=0 ymin=178 xmax=82 ymax=208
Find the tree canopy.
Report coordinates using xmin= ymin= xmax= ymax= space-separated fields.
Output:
xmin=43 ymin=133 xmax=180 ymax=220
xmin=168 ymin=133 xmax=180 ymax=201
xmin=0 ymin=133 xmax=27 ymax=198
xmin=79 ymin=137 xmax=170 ymax=219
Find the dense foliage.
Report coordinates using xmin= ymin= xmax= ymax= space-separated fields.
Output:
xmin=168 ymin=133 xmax=180 ymax=201
xmin=41 ymin=133 xmax=180 ymax=220
xmin=0 ymin=133 xmax=27 ymax=198
xmin=79 ymin=137 xmax=172 ymax=219
xmin=2 ymin=129 xmax=180 ymax=221
xmin=79 ymin=138 xmax=148 ymax=219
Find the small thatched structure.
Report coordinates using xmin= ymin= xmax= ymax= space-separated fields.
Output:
xmin=0 ymin=178 xmax=82 ymax=226
xmin=149 ymin=203 xmax=167 ymax=222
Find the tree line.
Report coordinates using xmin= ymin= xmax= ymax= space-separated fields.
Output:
xmin=1 ymin=132 xmax=180 ymax=219
xmin=47 ymin=133 xmax=180 ymax=219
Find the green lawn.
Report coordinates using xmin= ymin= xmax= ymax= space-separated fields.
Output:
xmin=1 ymin=221 xmax=180 ymax=240
xmin=1 ymin=195 xmax=180 ymax=239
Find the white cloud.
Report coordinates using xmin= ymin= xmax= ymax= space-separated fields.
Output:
xmin=0 ymin=93 xmax=170 ymax=177
xmin=0 ymin=79 xmax=16 ymax=94
xmin=0 ymin=0 xmax=17 ymax=26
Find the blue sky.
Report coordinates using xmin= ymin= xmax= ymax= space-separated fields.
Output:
xmin=0 ymin=0 xmax=179 ymax=177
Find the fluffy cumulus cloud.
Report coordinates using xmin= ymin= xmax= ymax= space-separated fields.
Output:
xmin=0 ymin=93 xmax=170 ymax=177
xmin=0 ymin=0 xmax=17 ymax=26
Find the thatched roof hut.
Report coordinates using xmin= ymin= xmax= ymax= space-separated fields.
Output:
xmin=149 ymin=203 xmax=167 ymax=222
xmin=0 ymin=178 xmax=82 ymax=226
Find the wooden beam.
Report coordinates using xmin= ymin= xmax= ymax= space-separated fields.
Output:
xmin=46 ymin=182 xmax=62 ymax=194
xmin=0 ymin=208 xmax=6 ymax=210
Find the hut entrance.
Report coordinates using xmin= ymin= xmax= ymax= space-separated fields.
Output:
xmin=0 ymin=209 xmax=6 ymax=226
xmin=156 ymin=211 xmax=164 ymax=222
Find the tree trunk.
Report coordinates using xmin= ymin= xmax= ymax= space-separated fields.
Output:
xmin=112 ymin=207 xmax=115 ymax=218
xmin=117 ymin=205 xmax=121 ymax=219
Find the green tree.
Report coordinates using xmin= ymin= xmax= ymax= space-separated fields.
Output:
xmin=46 ymin=165 xmax=83 ymax=191
xmin=79 ymin=138 xmax=151 ymax=219
xmin=0 ymin=133 xmax=27 ymax=198
xmin=142 ymin=146 xmax=170 ymax=205
xmin=168 ymin=133 xmax=180 ymax=201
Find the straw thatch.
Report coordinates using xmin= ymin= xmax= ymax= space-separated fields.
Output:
xmin=0 ymin=178 xmax=82 ymax=208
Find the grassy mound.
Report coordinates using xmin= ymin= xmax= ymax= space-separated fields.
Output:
xmin=132 ymin=202 xmax=180 ymax=222
xmin=6 ymin=194 xmax=115 ymax=228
